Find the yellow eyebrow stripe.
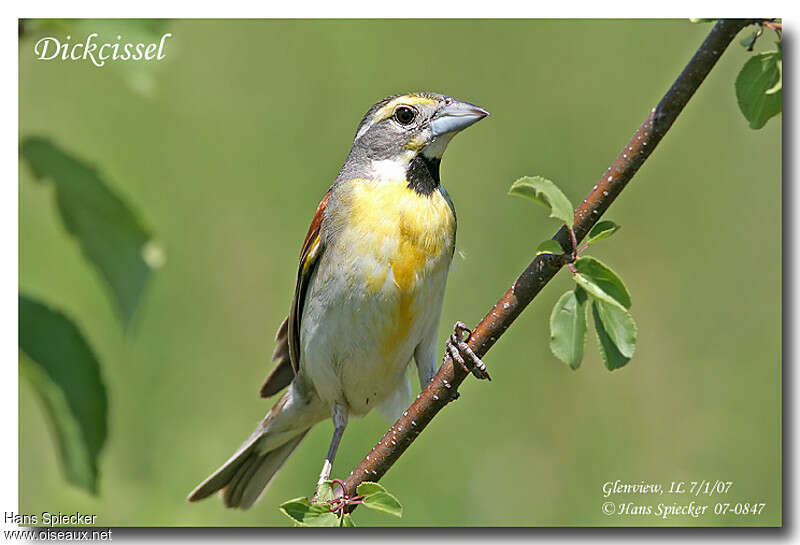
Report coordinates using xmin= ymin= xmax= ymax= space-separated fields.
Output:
xmin=374 ymin=95 xmax=438 ymax=122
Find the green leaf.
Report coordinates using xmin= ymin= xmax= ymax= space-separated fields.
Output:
xmin=357 ymin=482 xmax=403 ymax=517
xmin=594 ymin=300 xmax=637 ymax=358
xmin=766 ymin=56 xmax=782 ymax=95
xmin=21 ymin=137 xmax=164 ymax=325
xmin=549 ymin=288 xmax=588 ymax=370
xmin=735 ymin=50 xmax=782 ymax=129
xmin=573 ymin=256 xmax=631 ymax=309
xmin=356 ymin=482 xmax=387 ymax=496
xmin=340 ymin=514 xmax=356 ymax=527
xmin=591 ymin=302 xmax=631 ymax=371
xmin=536 ymin=240 xmax=564 ymax=256
xmin=509 ymin=176 xmax=574 ymax=229
xmin=689 ymin=18 xmax=716 ymax=23
xmin=279 ymin=497 xmax=339 ymax=527
xmin=585 ymin=220 xmax=621 ymax=245
xmin=573 ymin=274 xmax=614 ymax=309
xmin=18 ymin=295 xmax=108 ymax=493
xmin=362 ymin=492 xmax=403 ymax=517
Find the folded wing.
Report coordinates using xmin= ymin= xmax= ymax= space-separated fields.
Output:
xmin=260 ymin=192 xmax=330 ymax=397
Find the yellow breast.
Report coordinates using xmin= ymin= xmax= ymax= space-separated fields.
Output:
xmin=337 ymin=178 xmax=455 ymax=354
xmin=344 ymin=178 xmax=455 ymax=292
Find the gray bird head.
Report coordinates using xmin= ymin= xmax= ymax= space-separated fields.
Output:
xmin=342 ymin=93 xmax=489 ymax=192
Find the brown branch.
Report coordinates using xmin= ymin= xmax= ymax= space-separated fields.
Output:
xmin=341 ymin=19 xmax=754 ymax=507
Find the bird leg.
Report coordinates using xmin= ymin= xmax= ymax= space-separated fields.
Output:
xmin=317 ymin=405 xmax=347 ymax=485
xmin=446 ymin=321 xmax=491 ymax=381
xmin=314 ymin=403 xmax=348 ymax=499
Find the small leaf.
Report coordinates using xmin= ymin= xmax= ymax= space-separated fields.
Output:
xmin=573 ymin=256 xmax=631 ymax=309
xmin=574 ymin=274 xmax=614 ymax=309
xmin=549 ymin=288 xmax=588 ymax=369
xmin=21 ymin=137 xmax=163 ymax=324
xmin=362 ymin=492 xmax=403 ymax=517
xmin=735 ymin=50 xmax=782 ymax=129
xmin=509 ymin=176 xmax=574 ymax=229
xmin=341 ymin=514 xmax=356 ymax=527
xmin=19 ymin=295 xmax=108 ymax=493
xmin=594 ymin=300 xmax=637 ymax=358
xmin=279 ymin=497 xmax=339 ymax=527
xmin=356 ymin=482 xmax=403 ymax=517
xmin=356 ymin=482 xmax=387 ymax=496
xmin=591 ymin=302 xmax=631 ymax=371
xmin=536 ymin=240 xmax=564 ymax=256
xmin=585 ymin=220 xmax=621 ymax=245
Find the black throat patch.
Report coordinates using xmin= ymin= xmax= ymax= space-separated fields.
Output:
xmin=406 ymin=154 xmax=441 ymax=196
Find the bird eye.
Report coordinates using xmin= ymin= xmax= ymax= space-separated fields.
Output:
xmin=394 ymin=106 xmax=416 ymax=125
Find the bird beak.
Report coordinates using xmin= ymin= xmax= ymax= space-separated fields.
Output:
xmin=430 ymin=100 xmax=490 ymax=138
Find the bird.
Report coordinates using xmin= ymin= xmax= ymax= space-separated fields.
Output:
xmin=187 ymin=92 xmax=489 ymax=510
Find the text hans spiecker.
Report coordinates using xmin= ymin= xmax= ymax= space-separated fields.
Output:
xmin=34 ymin=33 xmax=172 ymax=67
xmin=4 ymin=511 xmax=97 ymax=526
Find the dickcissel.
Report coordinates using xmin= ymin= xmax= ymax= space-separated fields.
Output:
xmin=188 ymin=92 xmax=489 ymax=509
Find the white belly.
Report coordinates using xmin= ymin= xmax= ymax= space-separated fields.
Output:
xmin=298 ymin=178 xmax=455 ymax=416
xmin=299 ymin=248 xmax=449 ymax=416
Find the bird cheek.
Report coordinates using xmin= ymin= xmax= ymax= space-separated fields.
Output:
xmin=404 ymin=133 xmax=428 ymax=152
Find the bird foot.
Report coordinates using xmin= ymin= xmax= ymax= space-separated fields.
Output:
xmin=326 ymin=479 xmax=364 ymax=514
xmin=446 ymin=321 xmax=491 ymax=381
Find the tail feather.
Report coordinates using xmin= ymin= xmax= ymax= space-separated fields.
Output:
xmin=187 ymin=437 xmax=260 ymax=503
xmin=187 ymin=428 xmax=310 ymax=509
xmin=188 ymin=388 xmax=325 ymax=509
xmin=224 ymin=431 xmax=308 ymax=509
xmin=222 ymin=451 xmax=259 ymax=507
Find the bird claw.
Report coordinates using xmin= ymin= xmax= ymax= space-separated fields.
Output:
xmin=326 ymin=479 xmax=364 ymax=514
xmin=445 ymin=321 xmax=491 ymax=381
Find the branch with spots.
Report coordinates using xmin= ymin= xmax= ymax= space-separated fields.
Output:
xmin=340 ymin=19 xmax=756 ymax=508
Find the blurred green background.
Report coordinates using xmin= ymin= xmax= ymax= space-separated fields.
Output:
xmin=18 ymin=19 xmax=781 ymax=526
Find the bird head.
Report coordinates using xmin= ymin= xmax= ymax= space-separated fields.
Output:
xmin=345 ymin=93 xmax=489 ymax=190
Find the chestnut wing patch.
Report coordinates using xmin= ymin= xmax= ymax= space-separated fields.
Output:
xmin=260 ymin=192 xmax=330 ymax=398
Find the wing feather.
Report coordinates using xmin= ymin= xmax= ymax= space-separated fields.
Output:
xmin=259 ymin=192 xmax=329 ymax=397
xmin=259 ymin=317 xmax=292 ymax=397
